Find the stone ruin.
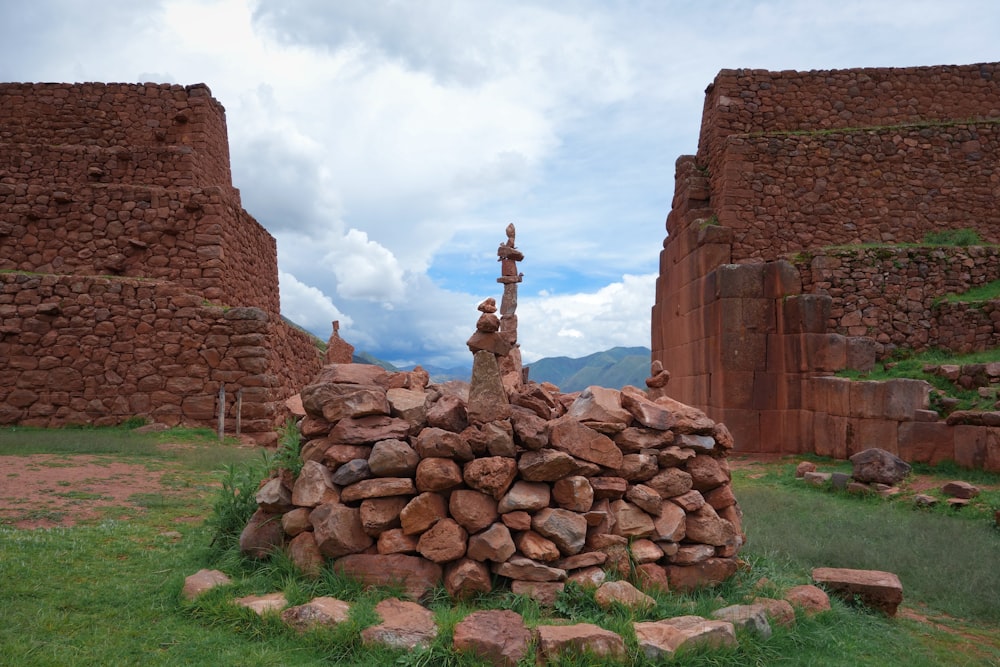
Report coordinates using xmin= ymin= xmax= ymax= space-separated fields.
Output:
xmin=653 ymin=62 xmax=1000 ymax=469
xmin=239 ymin=225 xmax=745 ymax=599
xmin=0 ymin=83 xmax=322 ymax=441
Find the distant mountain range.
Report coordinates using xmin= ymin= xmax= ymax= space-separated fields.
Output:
xmin=356 ymin=346 xmax=652 ymax=393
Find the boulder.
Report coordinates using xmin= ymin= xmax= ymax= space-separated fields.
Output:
xmin=812 ymin=567 xmax=903 ymax=616
xmin=334 ymin=554 xmax=442 ymax=598
xmin=634 ymin=616 xmax=737 ymax=660
xmin=536 ymin=623 xmax=627 ymax=663
xmin=594 ymin=580 xmax=655 ymax=610
xmin=453 ymin=609 xmax=531 ymax=667
xmin=361 ymin=597 xmax=437 ymax=650
xmin=281 ymin=597 xmax=351 ymax=632
xmin=849 ymin=448 xmax=912 ymax=485
xmin=182 ymin=569 xmax=231 ymax=601
xmin=239 ymin=508 xmax=285 ymax=559
xmin=310 ymin=503 xmax=373 ymax=557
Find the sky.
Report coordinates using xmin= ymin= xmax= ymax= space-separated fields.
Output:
xmin=2 ymin=1 xmax=998 ymax=369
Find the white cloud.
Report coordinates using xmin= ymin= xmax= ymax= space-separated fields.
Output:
xmin=278 ymin=271 xmax=352 ymax=335
xmin=324 ymin=229 xmax=406 ymax=302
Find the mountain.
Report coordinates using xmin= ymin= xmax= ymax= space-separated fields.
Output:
xmin=526 ymin=346 xmax=651 ymax=393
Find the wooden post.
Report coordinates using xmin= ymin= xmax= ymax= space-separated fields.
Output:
xmin=235 ymin=388 xmax=243 ymax=437
xmin=217 ymin=385 xmax=225 ymax=441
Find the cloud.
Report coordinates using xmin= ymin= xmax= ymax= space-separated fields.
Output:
xmin=278 ymin=271 xmax=352 ymax=335
xmin=323 ymin=229 xmax=406 ymax=303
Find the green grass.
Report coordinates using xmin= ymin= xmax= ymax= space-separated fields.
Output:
xmin=837 ymin=347 xmax=1000 ymax=412
xmin=937 ymin=277 xmax=1000 ymax=304
xmin=2 ymin=429 xmax=1000 ymax=665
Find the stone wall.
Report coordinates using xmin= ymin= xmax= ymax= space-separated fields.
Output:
xmin=0 ymin=83 xmax=321 ymax=437
xmin=796 ymin=246 xmax=1000 ymax=356
xmin=696 ymin=64 xmax=1000 ymax=261
xmin=652 ymin=63 xmax=1000 ymax=468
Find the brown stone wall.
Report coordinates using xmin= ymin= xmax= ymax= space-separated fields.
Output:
xmin=795 ymin=246 xmax=1000 ymax=355
xmin=652 ymin=63 xmax=1000 ymax=468
xmin=0 ymin=82 xmax=321 ymax=435
xmin=0 ymin=273 xmax=311 ymax=431
xmin=711 ymin=122 xmax=1000 ymax=260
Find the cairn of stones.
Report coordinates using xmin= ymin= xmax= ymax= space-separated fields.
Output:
xmin=240 ymin=227 xmax=744 ymax=599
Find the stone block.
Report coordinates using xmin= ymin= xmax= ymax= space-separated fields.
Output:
xmin=711 ymin=370 xmax=755 ymax=409
xmin=763 ymin=260 xmax=802 ymax=298
xmin=812 ymin=412 xmax=849 ymax=459
xmin=812 ymin=567 xmax=903 ymax=616
xmin=845 ymin=337 xmax=877 ymax=372
xmin=715 ymin=263 xmax=764 ymax=298
xmin=782 ymin=294 xmax=831 ymax=334
xmin=882 ymin=379 xmax=930 ymax=420
xmin=898 ymin=422 xmax=954 ymax=464
xmin=719 ymin=331 xmax=767 ymax=372
xmin=802 ymin=333 xmax=847 ymax=372
xmin=806 ymin=376 xmax=852 ymax=415
xmin=855 ymin=419 xmax=899 ymax=456
xmin=953 ymin=426 xmax=1000 ymax=472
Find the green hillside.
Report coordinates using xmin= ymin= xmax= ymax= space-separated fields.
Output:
xmin=526 ymin=346 xmax=650 ymax=393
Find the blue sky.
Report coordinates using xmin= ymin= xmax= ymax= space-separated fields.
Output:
xmin=2 ymin=0 xmax=998 ymax=368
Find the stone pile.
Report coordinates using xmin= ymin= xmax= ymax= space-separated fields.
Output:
xmin=239 ymin=361 xmax=744 ymax=599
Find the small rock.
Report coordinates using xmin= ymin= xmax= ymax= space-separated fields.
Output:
xmin=234 ymin=592 xmax=288 ymax=615
xmin=942 ymin=481 xmax=980 ymax=499
xmin=281 ymin=597 xmax=351 ymax=632
xmin=361 ymin=598 xmax=437 ymax=650
xmin=795 ymin=461 xmax=817 ymax=477
xmin=594 ymin=580 xmax=655 ymax=610
xmin=784 ymin=585 xmax=831 ymax=615
xmin=182 ymin=569 xmax=231 ymax=601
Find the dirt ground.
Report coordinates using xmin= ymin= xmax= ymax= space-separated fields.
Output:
xmin=0 ymin=454 xmax=176 ymax=529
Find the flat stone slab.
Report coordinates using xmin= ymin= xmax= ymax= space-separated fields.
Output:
xmin=812 ymin=567 xmax=903 ymax=616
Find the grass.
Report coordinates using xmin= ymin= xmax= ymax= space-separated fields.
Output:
xmin=2 ymin=428 xmax=1000 ymax=665
xmin=837 ymin=346 xmax=1000 ymax=412
xmin=937 ymin=277 xmax=1000 ymax=305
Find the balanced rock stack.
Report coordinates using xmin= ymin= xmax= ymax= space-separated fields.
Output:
xmin=240 ymin=361 xmax=745 ymax=599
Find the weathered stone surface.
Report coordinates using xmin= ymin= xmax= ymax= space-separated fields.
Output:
xmin=415 ymin=427 xmax=474 ymax=461
xmin=511 ymin=580 xmax=565 ymax=606
xmin=478 ymin=419 xmax=518 ymax=457
xmin=444 ymin=558 xmax=493 ymax=599
xmin=182 ymin=569 xmax=231 ymax=601
xmin=536 ymin=623 xmax=626 ymax=662
xmin=552 ymin=475 xmax=594 ymax=512
xmin=292 ymin=460 xmax=339 ymax=507
xmin=500 ymin=510 xmax=533 ymax=531
xmin=518 ymin=448 xmax=579 ymax=482
xmin=567 ymin=565 xmax=607 ymax=588
xmin=328 ymin=415 xmax=410 ymax=445
xmin=417 ymin=518 xmax=467 ymax=563
xmin=647 ymin=467 xmax=693 ymax=498
xmin=360 ymin=496 xmax=408 ymax=536
xmin=400 ymin=492 xmax=448 ymax=535
xmin=784 ymin=584 xmax=832 ymax=614
xmin=415 ymin=457 xmax=464 ymax=492
xmin=361 ymin=598 xmax=437 ymax=650
xmin=255 ymin=477 xmax=294 ymax=513
xmin=634 ymin=616 xmax=737 ymax=660
xmin=468 ymin=350 xmax=512 ymax=424
xmin=615 ymin=426 xmax=674 ymax=452
xmin=650 ymin=503 xmax=687 ymax=542
xmin=532 ymin=507 xmax=588 ymax=555
xmin=621 ymin=386 xmax=677 ymax=429
xmin=377 ymin=528 xmax=419 ymax=555
xmin=654 ymin=396 xmax=716 ymax=433
xmin=704 ymin=483 xmax=737 ymax=510
xmin=281 ymin=596 xmax=351 ymax=632
xmin=589 ymin=476 xmax=628 ymax=500
xmin=657 ymin=445 xmax=697 ymax=467
xmin=667 ymin=557 xmax=739 ymax=592
xmin=630 ymin=538 xmax=664 ymax=564
xmin=795 ymin=461 xmax=818 ymax=477
xmin=300 ymin=382 xmax=388 ymax=423
xmin=556 ymin=551 xmax=607 ymax=571
xmin=751 ymin=597 xmax=796 ymax=627
xmin=509 ymin=405 xmax=549 ymax=450
xmin=610 ymin=499 xmax=654 ymax=537
xmin=239 ymin=508 xmax=285 ymax=558
xmin=850 ymin=448 xmax=912 ymax=485
xmin=368 ymin=438 xmax=420 ymax=477
xmin=687 ymin=455 xmax=730 ymax=491
xmin=234 ymin=592 xmax=288 ymax=615
xmin=334 ymin=554 xmax=442 ymax=598
xmin=492 ymin=556 xmax=567 ymax=582
xmin=685 ymin=503 xmax=738 ymax=547
xmin=567 ymin=386 xmax=632 ymax=424
xmin=669 ymin=489 xmax=706 ymax=512
xmin=463 ymin=456 xmax=518 ymax=499
xmin=711 ymin=604 xmax=772 ymax=639
xmin=312 ymin=363 xmax=389 ymax=386
xmin=515 ymin=530 xmax=560 ymax=562
xmin=467 ymin=522 xmax=516 ymax=562
xmin=329 ymin=458 xmax=372 ymax=486
xmin=617 ymin=452 xmax=659 ymax=482
xmin=594 ymin=580 xmax=655 ymax=609
xmin=340 ymin=477 xmax=416 ymax=502
xmin=670 ymin=543 xmax=716 ymax=565
xmin=626 ymin=483 xmax=663 ymax=516
xmin=287 ymin=531 xmax=324 ymax=578
xmin=449 ymin=489 xmax=499 ymax=533
xmin=310 ymin=502 xmax=373 ymax=557
xmin=498 ymin=480 xmax=551 ymax=513
xmin=812 ymin=567 xmax=904 ymax=616
xmin=549 ymin=417 xmax=624 ymax=469
xmin=635 ymin=563 xmax=670 ymax=593
xmin=323 ymin=443 xmax=374 ymax=466
xmin=426 ymin=394 xmax=468 ymax=432
xmin=386 ymin=388 xmax=428 ymax=430
xmin=942 ymin=480 xmax=980 ymax=499
xmin=453 ymin=609 xmax=531 ymax=667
